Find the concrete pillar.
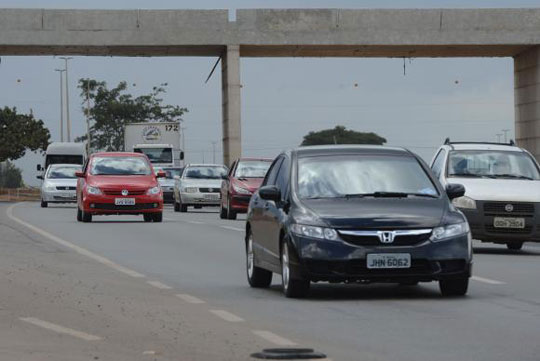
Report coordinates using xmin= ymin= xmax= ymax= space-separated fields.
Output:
xmin=514 ymin=46 xmax=540 ymax=161
xmin=221 ymin=45 xmax=242 ymax=166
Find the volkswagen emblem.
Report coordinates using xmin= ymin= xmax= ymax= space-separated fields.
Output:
xmin=121 ymin=189 xmax=129 ymax=196
xmin=505 ymin=204 xmax=514 ymax=212
xmin=377 ymin=231 xmax=396 ymax=244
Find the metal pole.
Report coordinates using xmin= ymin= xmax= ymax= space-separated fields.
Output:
xmin=86 ymin=79 xmax=91 ymax=153
xmin=54 ymin=69 xmax=65 ymax=142
xmin=60 ymin=57 xmax=73 ymax=142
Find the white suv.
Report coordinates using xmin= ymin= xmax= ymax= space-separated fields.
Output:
xmin=430 ymin=139 xmax=540 ymax=250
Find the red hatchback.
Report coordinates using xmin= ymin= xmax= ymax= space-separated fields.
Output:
xmin=76 ymin=152 xmax=164 ymax=223
xmin=220 ymin=158 xmax=272 ymax=219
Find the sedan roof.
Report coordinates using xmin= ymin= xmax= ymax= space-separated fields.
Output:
xmin=293 ymin=145 xmax=410 ymax=157
xmin=91 ymin=152 xmax=147 ymax=157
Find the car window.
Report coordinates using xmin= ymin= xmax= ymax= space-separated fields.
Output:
xmin=262 ymin=157 xmax=284 ymax=186
xmin=90 ymin=157 xmax=152 ymax=176
xmin=228 ymin=161 xmax=237 ymax=177
xmin=235 ymin=160 xmax=272 ymax=178
xmin=184 ymin=166 xmax=227 ymax=179
xmin=47 ymin=165 xmax=81 ymax=179
xmin=431 ymin=149 xmax=446 ymax=178
xmin=274 ymin=156 xmax=290 ymax=200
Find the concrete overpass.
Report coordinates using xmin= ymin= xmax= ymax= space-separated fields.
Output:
xmin=1 ymin=8 xmax=540 ymax=163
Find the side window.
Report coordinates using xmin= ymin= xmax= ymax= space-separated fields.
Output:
xmin=262 ymin=157 xmax=284 ymax=186
xmin=431 ymin=149 xmax=446 ymax=178
xmin=275 ymin=156 xmax=291 ymax=200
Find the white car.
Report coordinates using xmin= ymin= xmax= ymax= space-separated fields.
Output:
xmin=173 ymin=164 xmax=228 ymax=212
xmin=39 ymin=164 xmax=82 ymax=208
xmin=431 ymin=139 xmax=540 ymax=250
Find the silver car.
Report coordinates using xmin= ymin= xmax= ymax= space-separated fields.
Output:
xmin=156 ymin=167 xmax=183 ymax=204
xmin=174 ymin=164 xmax=228 ymax=212
xmin=39 ymin=164 xmax=82 ymax=208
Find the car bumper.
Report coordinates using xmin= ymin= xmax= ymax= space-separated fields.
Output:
xmin=289 ymin=233 xmax=472 ymax=283
xmin=81 ymin=194 xmax=163 ymax=215
xmin=42 ymin=190 xmax=77 ymax=203
xmin=180 ymin=192 xmax=221 ymax=206
xmin=460 ymin=202 xmax=540 ymax=243
xmin=230 ymin=194 xmax=252 ymax=212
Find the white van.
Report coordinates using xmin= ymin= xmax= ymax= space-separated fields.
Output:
xmin=37 ymin=142 xmax=87 ymax=174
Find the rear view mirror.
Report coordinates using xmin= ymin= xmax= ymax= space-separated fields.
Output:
xmin=180 ymin=151 xmax=185 ymax=160
xmin=259 ymin=185 xmax=281 ymax=202
xmin=446 ymin=183 xmax=465 ymax=200
xmin=156 ymin=170 xmax=166 ymax=178
xmin=75 ymin=171 xmax=85 ymax=178
xmin=36 ymin=164 xmax=42 ymax=171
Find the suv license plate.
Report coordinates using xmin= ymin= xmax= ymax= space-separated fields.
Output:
xmin=204 ymin=194 xmax=220 ymax=200
xmin=115 ymin=198 xmax=135 ymax=206
xmin=493 ymin=217 xmax=525 ymax=229
xmin=367 ymin=254 xmax=411 ymax=269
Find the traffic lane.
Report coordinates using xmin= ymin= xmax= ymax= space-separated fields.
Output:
xmin=14 ymin=202 xmax=540 ymax=361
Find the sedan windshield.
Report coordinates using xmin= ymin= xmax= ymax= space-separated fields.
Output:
xmin=134 ymin=147 xmax=172 ymax=163
xmin=297 ymin=154 xmax=438 ymax=199
xmin=90 ymin=157 xmax=152 ymax=176
xmin=447 ymin=150 xmax=540 ymax=180
xmin=184 ymin=166 xmax=227 ymax=179
xmin=47 ymin=165 xmax=81 ymax=179
xmin=235 ymin=161 xmax=271 ymax=178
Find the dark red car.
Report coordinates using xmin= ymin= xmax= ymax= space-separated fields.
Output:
xmin=76 ymin=152 xmax=165 ymax=223
xmin=220 ymin=158 xmax=272 ymax=219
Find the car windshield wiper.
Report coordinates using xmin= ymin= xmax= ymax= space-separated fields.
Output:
xmin=343 ymin=191 xmax=439 ymax=199
xmin=492 ymin=174 xmax=534 ymax=180
xmin=449 ymin=173 xmax=485 ymax=178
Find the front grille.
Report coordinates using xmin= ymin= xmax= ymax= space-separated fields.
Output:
xmin=485 ymin=225 xmax=533 ymax=234
xmin=102 ymin=189 xmax=146 ymax=196
xmin=339 ymin=232 xmax=431 ymax=246
xmin=56 ymin=186 xmax=76 ymax=190
xmin=92 ymin=203 xmax=157 ymax=210
xmin=199 ymin=187 xmax=220 ymax=193
xmin=484 ymin=202 xmax=535 ymax=215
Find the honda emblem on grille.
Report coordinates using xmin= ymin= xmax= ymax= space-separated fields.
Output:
xmin=121 ymin=189 xmax=129 ymax=196
xmin=377 ymin=231 xmax=396 ymax=244
xmin=505 ymin=204 xmax=514 ymax=212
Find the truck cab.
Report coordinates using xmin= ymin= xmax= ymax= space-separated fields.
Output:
xmin=133 ymin=143 xmax=178 ymax=168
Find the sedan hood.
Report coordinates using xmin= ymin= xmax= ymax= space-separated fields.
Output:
xmin=452 ymin=178 xmax=540 ymax=202
xmin=43 ymin=179 xmax=78 ymax=188
xmin=181 ymin=178 xmax=223 ymax=189
xmin=89 ymin=175 xmax=157 ymax=189
xmin=233 ymin=177 xmax=264 ymax=192
xmin=301 ymin=198 xmax=446 ymax=229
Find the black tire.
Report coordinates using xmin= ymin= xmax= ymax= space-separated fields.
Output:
xmin=220 ymin=204 xmax=228 ymax=219
xmin=226 ymin=197 xmax=237 ymax=220
xmin=81 ymin=209 xmax=92 ymax=223
xmin=143 ymin=214 xmax=153 ymax=222
xmin=40 ymin=200 xmax=48 ymax=208
xmin=439 ymin=278 xmax=469 ymax=297
xmin=281 ymin=239 xmax=310 ymax=298
xmin=246 ymin=231 xmax=272 ymax=288
xmin=179 ymin=199 xmax=188 ymax=213
xmin=76 ymin=207 xmax=82 ymax=222
xmin=153 ymin=212 xmax=163 ymax=223
xmin=507 ymin=242 xmax=523 ymax=251
xmin=174 ymin=201 xmax=180 ymax=212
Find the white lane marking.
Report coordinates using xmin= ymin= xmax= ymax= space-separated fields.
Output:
xmin=20 ymin=317 xmax=101 ymax=341
xmin=163 ymin=218 xmax=174 ymax=221
xmin=185 ymin=220 xmax=205 ymax=224
xmin=147 ymin=281 xmax=172 ymax=289
xmin=209 ymin=309 xmax=245 ymax=322
xmin=176 ymin=293 xmax=206 ymax=304
xmin=252 ymin=330 xmax=297 ymax=346
xmin=7 ymin=204 xmax=145 ymax=278
xmin=471 ymin=276 xmax=506 ymax=285
xmin=142 ymin=351 xmax=156 ymax=355
xmin=220 ymin=225 xmax=244 ymax=232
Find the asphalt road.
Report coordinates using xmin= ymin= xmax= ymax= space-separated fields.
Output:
xmin=2 ymin=201 xmax=540 ymax=361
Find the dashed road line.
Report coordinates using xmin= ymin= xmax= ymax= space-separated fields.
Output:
xmin=220 ymin=225 xmax=244 ymax=232
xmin=471 ymin=275 xmax=506 ymax=285
xmin=7 ymin=204 xmax=145 ymax=278
xmin=252 ymin=330 xmax=297 ymax=346
xmin=185 ymin=220 xmax=205 ymax=224
xmin=147 ymin=280 xmax=172 ymax=289
xmin=210 ymin=309 xmax=245 ymax=322
xmin=142 ymin=351 xmax=156 ymax=355
xmin=20 ymin=317 xmax=102 ymax=341
xmin=176 ymin=293 xmax=206 ymax=304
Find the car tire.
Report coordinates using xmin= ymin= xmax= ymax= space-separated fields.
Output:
xmin=143 ymin=214 xmax=153 ymax=222
xmin=226 ymin=197 xmax=237 ymax=220
xmin=81 ymin=209 xmax=92 ymax=223
xmin=507 ymin=242 xmax=523 ymax=251
xmin=439 ymin=278 xmax=469 ymax=297
xmin=281 ymin=239 xmax=310 ymax=298
xmin=40 ymin=200 xmax=48 ymax=208
xmin=179 ymin=199 xmax=188 ymax=213
xmin=174 ymin=201 xmax=180 ymax=212
xmin=220 ymin=204 xmax=228 ymax=219
xmin=153 ymin=212 xmax=163 ymax=223
xmin=246 ymin=231 xmax=272 ymax=288
xmin=76 ymin=207 xmax=82 ymax=222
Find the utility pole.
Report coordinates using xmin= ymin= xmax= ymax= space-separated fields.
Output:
xmin=85 ymin=79 xmax=91 ymax=153
xmin=60 ymin=57 xmax=73 ymax=141
xmin=54 ymin=69 xmax=66 ymax=142
xmin=211 ymin=141 xmax=218 ymax=164
xmin=501 ymin=129 xmax=510 ymax=143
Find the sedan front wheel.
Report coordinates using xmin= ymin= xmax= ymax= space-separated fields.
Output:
xmin=246 ymin=232 xmax=272 ymax=288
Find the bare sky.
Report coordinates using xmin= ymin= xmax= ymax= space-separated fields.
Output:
xmin=1 ymin=0 xmax=537 ymax=185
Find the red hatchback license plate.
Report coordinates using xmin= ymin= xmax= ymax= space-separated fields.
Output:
xmin=115 ymin=198 xmax=135 ymax=206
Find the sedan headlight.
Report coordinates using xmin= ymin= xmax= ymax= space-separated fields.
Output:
xmin=291 ymin=224 xmax=339 ymax=241
xmin=232 ymin=184 xmax=251 ymax=195
xmin=86 ymin=185 xmax=102 ymax=195
xmin=44 ymin=183 xmax=56 ymax=191
xmin=183 ymin=187 xmax=198 ymax=193
xmin=452 ymin=196 xmax=476 ymax=209
xmin=147 ymin=186 xmax=161 ymax=195
xmin=430 ymin=222 xmax=470 ymax=242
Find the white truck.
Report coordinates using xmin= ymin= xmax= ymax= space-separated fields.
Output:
xmin=124 ymin=122 xmax=184 ymax=168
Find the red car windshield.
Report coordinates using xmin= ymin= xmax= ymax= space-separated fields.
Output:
xmin=90 ymin=156 xmax=152 ymax=176
xmin=235 ymin=160 xmax=271 ymax=178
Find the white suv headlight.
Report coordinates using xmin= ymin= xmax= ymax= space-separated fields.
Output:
xmin=291 ymin=224 xmax=339 ymax=241
xmin=147 ymin=186 xmax=161 ymax=195
xmin=86 ymin=185 xmax=102 ymax=195
xmin=452 ymin=196 xmax=476 ymax=209
xmin=430 ymin=222 xmax=470 ymax=242
xmin=233 ymin=184 xmax=251 ymax=195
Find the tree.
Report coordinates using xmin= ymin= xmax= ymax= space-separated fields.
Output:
xmin=0 ymin=107 xmax=50 ymax=162
xmin=301 ymin=126 xmax=386 ymax=146
xmin=76 ymin=79 xmax=188 ymax=151
xmin=0 ymin=161 xmax=24 ymax=188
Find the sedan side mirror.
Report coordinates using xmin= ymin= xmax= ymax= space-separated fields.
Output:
xmin=75 ymin=171 xmax=85 ymax=178
xmin=446 ymin=183 xmax=465 ymax=200
xmin=36 ymin=164 xmax=42 ymax=171
xmin=259 ymin=185 xmax=281 ymax=202
xmin=156 ymin=170 xmax=166 ymax=178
